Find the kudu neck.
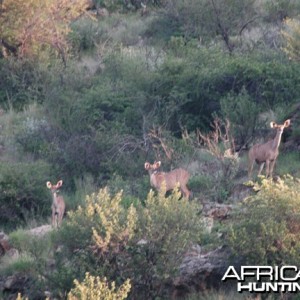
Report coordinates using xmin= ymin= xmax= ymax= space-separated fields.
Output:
xmin=148 ymin=169 xmax=159 ymax=175
xmin=52 ymin=191 xmax=60 ymax=199
xmin=272 ymin=130 xmax=283 ymax=150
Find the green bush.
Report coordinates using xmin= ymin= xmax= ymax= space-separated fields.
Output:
xmin=0 ymin=253 xmax=35 ymax=277
xmin=48 ymin=188 xmax=137 ymax=297
xmin=276 ymin=151 xmax=300 ymax=177
xmin=128 ymin=189 xmax=203 ymax=299
xmin=68 ymin=273 xmax=131 ymax=300
xmin=220 ymin=87 xmax=260 ymax=147
xmin=51 ymin=188 xmax=203 ymax=298
xmin=0 ymin=58 xmax=48 ymax=110
xmin=0 ymin=161 xmax=53 ymax=229
xmin=9 ymin=229 xmax=52 ymax=261
xmin=188 ymin=174 xmax=214 ymax=195
xmin=263 ymin=0 xmax=300 ymax=22
xmin=69 ymin=17 xmax=102 ymax=53
xmin=147 ymin=48 xmax=300 ymax=134
xmin=0 ymin=229 xmax=53 ymax=299
xmin=226 ymin=176 xmax=300 ymax=265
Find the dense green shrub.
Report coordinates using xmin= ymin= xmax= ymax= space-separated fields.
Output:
xmin=263 ymin=0 xmax=300 ymax=22
xmin=13 ymin=42 xmax=300 ymax=187
xmin=0 ymin=161 xmax=53 ymax=228
xmin=226 ymin=176 xmax=300 ymax=265
xmin=51 ymin=188 xmax=203 ymax=298
xmin=0 ymin=58 xmax=47 ymax=110
xmin=220 ymin=87 xmax=260 ymax=148
xmin=9 ymin=229 xmax=52 ymax=261
xmin=128 ymin=189 xmax=203 ymax=299
xmin=149 ymin=48 xmax=300 ymax=134
xmin=0 ymin=229 xmax=53 ymax=299
xmin=68 ymin=273 xmax=131 ymax=300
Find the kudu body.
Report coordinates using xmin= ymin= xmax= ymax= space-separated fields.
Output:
xmin=248 ymin=119 xmax=290 ymax=178
xmin=144 ymin=161 xmax=191 ymax=199
xmin=46 ymin=180 xmax=65 ymax=228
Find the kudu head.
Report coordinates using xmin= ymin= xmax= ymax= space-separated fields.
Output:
xmin=270 ymin=119 xmax=290 ymax=133
xmin=144 ymin=161 xmax=161 ymax=172
xmin=46 ymin=180 xmax=63 ymax=194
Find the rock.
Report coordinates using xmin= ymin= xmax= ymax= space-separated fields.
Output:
xmin=4 ymin=274 xmax=28 ymax=291
xmin=229 ymin=183 xmax=255 ymax=203
xmin=173 ymin=246 xmax=236 ymax=296
xmin=202 ymin=202 xmax=233 ymax=220
xmin=26 ymin=225 xmax=52 ymax=237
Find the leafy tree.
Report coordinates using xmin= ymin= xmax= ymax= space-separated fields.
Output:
xmin=147 ymin=0 xmax=257 ymax=52
xmin=0 ymin=0 xmax=89 ymax=63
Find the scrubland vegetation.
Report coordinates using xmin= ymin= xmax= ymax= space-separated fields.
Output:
xmin=1 ymin=0 xmax=300 ymax=299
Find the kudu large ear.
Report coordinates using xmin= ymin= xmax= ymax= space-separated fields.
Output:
xmin=56 ymin=180 xmax=63 ymax=187
xmin=144 ymin=162 xmax=150 ymax=170
xmin=284 ymin=119 xmax=291 ymax=128
xmin=154 ymin=161 xmax=161 ymax=169
xmin=46 ymin=181 xmax=52 ymax=189
xmin=270 ymin=121 xmax=277 ymax=128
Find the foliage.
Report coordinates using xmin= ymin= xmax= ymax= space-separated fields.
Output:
xmin=0 ymin=253 xmax=35 ymax=275
xmin=220 ymin=87 xmax=260 ymax=148
xmin=128 ymin=189 xmax=203 ymax=298
xmin=48 ymin=188 xmax=137 ymax=296
xmin=92 ymin=0 xmax=123 ymax=11
xmin=0 ymin=58 xmax=47 ymax=110
xmin=226 ymin=176 xmax=300 ymax=266
xmin=282 ymin=18 xmax=300 ymax=61
xmin=0 ymin=0 xmax=90 ymax=62
xmin=68 ymin=273 xmax=131 ymax=300
xmin=194 ymin=118 xmax=239 ymax=201
xmin=9 ymin=229 xmax=52 ymax=262
xmin=0 ymin=161 xmax=53 ymax=229
xmin=148 ymin=48 xmax=300 ymax=134
xmin=16 ymin=293 xmax=29 ymax=300
xmin=263 ymin=0 xmax=300 ymax=22
xmin=0 ymin=230 xmax=53 ymax=299
xmin=1 ymin=0 xmax=300 ymax=298
xmin=146 ymin=0 xmax=257 ymax=51
xmin=106 ymin=173 xmax=149 ymax=204
xmin=51 ymin=188 xmax=203 ymax=298
xmin=275 ymin=151 xmax=300 ymax=178
xmin=5 ymin=44 xmax=300 ymax=187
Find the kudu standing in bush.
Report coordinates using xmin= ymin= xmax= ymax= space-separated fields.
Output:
xmin=46 ymin=180 xmax=65 ymax=228
xmin=144 ymin=161 xmax=191 ymax=199
xmin=248 ymin=119 xmax=290 ymax=178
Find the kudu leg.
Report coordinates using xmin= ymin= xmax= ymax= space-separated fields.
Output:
xmin=265 ymin=160 xmax=270 ymax=177
xmin=52 ymin=210 xmax=56 ymax=227
xmin=58 ymin=211 xmax=64 ymax=227
xmin=257 ymin=162 xmax=265 ymax=176
xmin=181 ymin=186 xmax=190 ymax=199
xmin=248 ymin=159 xmax=255 ymax=179
xmin=269 ymin=160 xmax=276 ymax=178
